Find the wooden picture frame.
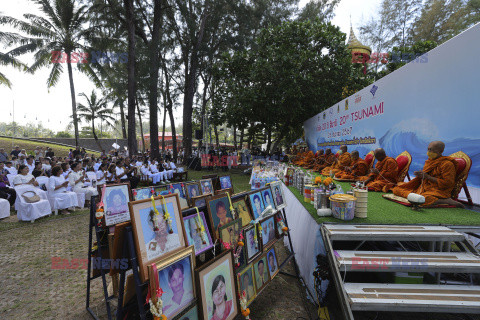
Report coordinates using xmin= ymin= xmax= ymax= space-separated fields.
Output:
xmin=270 ymin=181 xmax=286 ymax=210
xmin=206 ymin=194 xmax=235 ymax=238
xmin=232 ymin=197 xmax=253 ymax=228
xmin=259 ymin=215 xmax=276 ymax=248
xmin=259 ymin=187 xmax=275 ymax=210
xmin=190 ymin=194 xmax=212 ymax=208
xmin=214 ymin=188 xmax=234 ymax=197
xmin=132 ymin=186 xmax=154 ymax=201
xmin=110 ymin=221 xmax=131 ymax=275
xmin=275 ymin=212 xmax=287 ymax=238
xmin=168 ymin=183 xmax=189 ymax=210
xmin=185 ymin=182 xmax=202 ymax=203
xmin=253 ymin=253 xmax=271 ymax=293
xmin=218 ymin=218 xmax=242 ymax=248
xmin=148 ymin=246 xmax=196 ymax=320
xmin=154 ymin=185 xmax=168 ymax=196
xmin=128 ymin=193 xmax=187 ymax=282
xmin=219 ymin=175 xmax=233 ymax=190
xmin=174 ymin=302 xmax=198 ymax=320
xmin=266 ymin=245 xmax=280 ymax=280
xmin=103 ymin=183 xmax=132 ymax=226
xmin=243 ymin=224 xmax=262 ymax=263
xmin=237 ymin=264 xmax=256 ymax=306
xmin=183 ymin=212 xmax=214 ymax=256
xmin=248 ymin=191 xmax=265 ymax=219
xmin=199 ymin=178 xmax=214 ymax=196
xmin=195 ymin=250 xmax=239 ymax=320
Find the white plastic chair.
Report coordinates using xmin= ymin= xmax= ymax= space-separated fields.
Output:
xmin=36 ymin=176 xmax=49 ymax=190
xmin=6 ymin=174 xmax=16 ymax=187
xmin=0 ymin=198 xmax=10 ymax=219
xmin=85 ymin=171 xmax=97 ymax=188
xmin=14 ymin=185 xmax=52 ymax=223
xmin=46 ymin=177 xmax=79 ymax=215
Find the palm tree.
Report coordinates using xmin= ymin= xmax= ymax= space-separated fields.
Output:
xmin=0 ymin=0 xmax=101 ymax=147
xmin=0 ymin=31 xmax=27 ymax=87
xmin=77 ymin=90 xmax=114 ymax=152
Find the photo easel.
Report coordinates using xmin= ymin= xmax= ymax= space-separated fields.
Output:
xmin=85 ymin=196 xmax=115 ymax=320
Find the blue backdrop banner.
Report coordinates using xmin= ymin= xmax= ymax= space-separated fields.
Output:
xmin=303 ymin=23 xmax=480 ymax=203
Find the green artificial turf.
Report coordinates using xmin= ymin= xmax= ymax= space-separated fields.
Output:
xmin=287 ymin=179 xmax=480 ymax=226
xmin=187 ymin=169 xmax=252 ymax=194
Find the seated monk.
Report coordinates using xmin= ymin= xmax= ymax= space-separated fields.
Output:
xmin=392 ymin=141 xmax=464 ymax=208
xmin=305 ymin=149 xmax=324 ymax=169
xmin=335 ymin=151 xmax=369 ymax=179
xmin=297 ymin=150 xmax=314 ymax=167
xmin=315 ymin=148 xmax=335 ymax=172
xmin=292 ymin=147 xmax=308 ymax=165
xmin=361 ymin=148 xmax=398 ymax=192
xmin=321 ymin=145 xmax=351 ymax=176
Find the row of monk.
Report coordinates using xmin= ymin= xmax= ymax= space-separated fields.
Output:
xmin=292 ymin=141 xmax=468 ymax=208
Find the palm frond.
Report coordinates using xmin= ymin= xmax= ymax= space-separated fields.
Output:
xmin=0 ymin=71 xmax=12 ymax=88
xmin=46 ymin=61 xmax=63 ymax=87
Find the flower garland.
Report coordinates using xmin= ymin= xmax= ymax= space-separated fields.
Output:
xmin=226 ymin=191 xmax=235 ymax=218
xmin=194 ymin=207 xmax=207 ymax=244
xmin=239 ymin=290 xmax=251 ymax=319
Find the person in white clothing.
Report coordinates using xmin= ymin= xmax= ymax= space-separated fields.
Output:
xmin=162 ymin=160 xmax=174 ymax=180
xmin=115 ymin=159 xmax=129 ymax=183
xmin=5 ymin=162 xmax=17 ymax=175
xmin=96 ymin=163 xmax=108 ymax=186
xmin=141 ymin=161 xmax=162 ymax=184
xmin=13 ymin=165 xmax=39 ymax=187
xmin=69 ymin=162 xmax=98 ymax=202
xmin=26 ymin=156 xmax=35 ymax=174
xmin=49 ymin=166 xmax=78 ymax=214
xmin=150 ymin=160 xmax=167 ymax=183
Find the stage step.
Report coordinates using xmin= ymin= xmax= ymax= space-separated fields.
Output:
xmin=345 ymin=283 xmax=480 ymax=314
xmin=324 ymin=224 xmax=465 ymax=242
xmin=335 ymin=250 xmax=480 ymax=273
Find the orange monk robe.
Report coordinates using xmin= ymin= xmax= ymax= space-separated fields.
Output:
xmin=316 ymin=154 xmax=335 ymax=172
xmin=392 ymin=156 xmax=457 ymax=206
xmin=293 ymin=151 xmax=308 ymax=165
xmin=335 ymin=158 xmax=369 ymax=179
xmin=321 ymin=152 xmax=352 ymax=176
xmin=298 ymin=151 xmax=315 ymax=167
xmin=360 ymin=156 xmax=398 ymax=192
xmin=305 ymin=152 xmax=322 ymax=168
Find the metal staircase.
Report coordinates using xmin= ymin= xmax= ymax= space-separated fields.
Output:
xmin=321 ymin=224 xmax=480 ymax=320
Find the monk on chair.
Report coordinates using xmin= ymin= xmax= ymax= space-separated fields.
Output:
xmin=321 ymin=145 xmax=352 ymax=176
xmin=335 ymin=151 xmax=369 ymax=180
xmin=315 ymin=148 xmax=335 ymax=172
xmin=392 ymin=141 xmax=464 ymax=208
xmin=361 ymin=148 xmax=398 ymax=192
xmin=306 ymin=149 xmax=324 ymax=169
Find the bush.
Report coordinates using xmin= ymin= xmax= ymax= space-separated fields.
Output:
xmin=55 ymin=131 xmax=72 ymax=138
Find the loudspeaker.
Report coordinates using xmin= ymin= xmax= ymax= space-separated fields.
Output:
xmin=195 ymin=130 xmax=203 ymax=140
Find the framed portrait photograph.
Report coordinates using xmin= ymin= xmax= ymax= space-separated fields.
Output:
xmin=219 ymin=175 xmax=233 ymax=190
xmin=196 ymin=250 xmax=238 ymax=320
xmin=190 ymin=194 xmax=211 ymax=208
xmin=232 ymin=198 xmax=253 ymax=228
xmin=243 ymin=224 xmax=261 ymax=263
xmin=253 ymin=254 xmax=270 ymax=293
xmin=214 ymin=188 xmax=234 ymax=197
xmin=260 ymin=187 xmax=275 ymax=210
xmin=270 ymin=181 xmax=286 ymax=210
xmin=206 ymin=195 xmax=234 ymax=237
xmin=218 ymin=218 xmax=242 ymax=248
xmin=237 ymin=265 xmax=256 ymax=306
xmin=183 ymin=212 xmax=214 ymax=256
xmin=148 ymin=246 xmax=196 ymax=320
xmin=132 ymin=186 xmax=154 ymax=201
xmin=103 ymin=183 xmax=132 ymax=226
xmin=154 ymin=185 xmax=168 ymax=196
xmin=266 ymin=246 xmax=280 ymax=280
xmin=185 ymin=182 xmax=201 ymax=202
xmin=175 ymin=303 xmax=198 ymax=320
xmin=169 ymin=183 xmax=189 ymax=210
xmin=199 ymin=179 xmax=214 ymax=196
xmin=260 ymin=216 xmax=276 ymax=248
xmin=129 ymin=193 xmax=187 ymax=281
xmin=248 ymin=191 xmax=265 ymax=219
xmin=275 ymin=212 xmax=287 ymax=238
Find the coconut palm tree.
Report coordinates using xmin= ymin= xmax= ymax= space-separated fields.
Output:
xmin=0 ymin=0 xmax=102 ymax=147
xmin=0 ymin=31 xmax=27 ymax=87
xmin=77 ymin=90 xmax=114 ymax=152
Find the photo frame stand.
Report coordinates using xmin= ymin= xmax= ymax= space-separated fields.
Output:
xmin=115 ymin=226 xmax=148 ymax=320
xmin=277 ymin=207 xmax=301 ymax=279
xmin=85 ymin=196 xmax=114 ymax=320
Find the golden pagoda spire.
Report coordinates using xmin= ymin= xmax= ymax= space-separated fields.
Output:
xmin=347 ymin=26 xmax=372 ymax=55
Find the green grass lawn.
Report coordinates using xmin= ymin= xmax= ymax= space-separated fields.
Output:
xmin=287 ymin=179 xmax=480 ymax=226
xmin=187 ymin=169 xmax=252 ymax=194
xmin=0 ymin=137 xmax=100 ymax=158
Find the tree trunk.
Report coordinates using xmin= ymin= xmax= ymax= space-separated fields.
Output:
xmin=182 ymin=8 xmax=208 ymax=159
xmin=214 ymin=126 xmax=219 ymax=149
xmin=233 ymin=126 xmax=237 ymax=150
xmin=239 ymin=129 xmax=244 ymax=149
xmin=266 ymin=128 xmax=272 ymax=153
xmin=136 ymin=96 xmax=145 ymax=152
xmin=119 ymin=100 xmax=127 ymax=139
xmin=91 ymin=117 xmax=104 ymax=152
xmin=124 ymin=0 xmax=137 ymax=155
xmin=161 ymin=104 xmax=167 ymax=151
xmin=167 ymin=106 xmax=177 ymax=160
xmin=148 ymin=0 xmax=162 ymax=159
xmin=66 ymin=55 xmax=79 ymax=148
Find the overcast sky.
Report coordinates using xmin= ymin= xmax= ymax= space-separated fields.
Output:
xmin=0 ymin=0 xmax=380 ymax=132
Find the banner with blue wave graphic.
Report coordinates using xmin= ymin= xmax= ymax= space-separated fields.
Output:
xmin=304 ymin=23 xmax=480 ymax=203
